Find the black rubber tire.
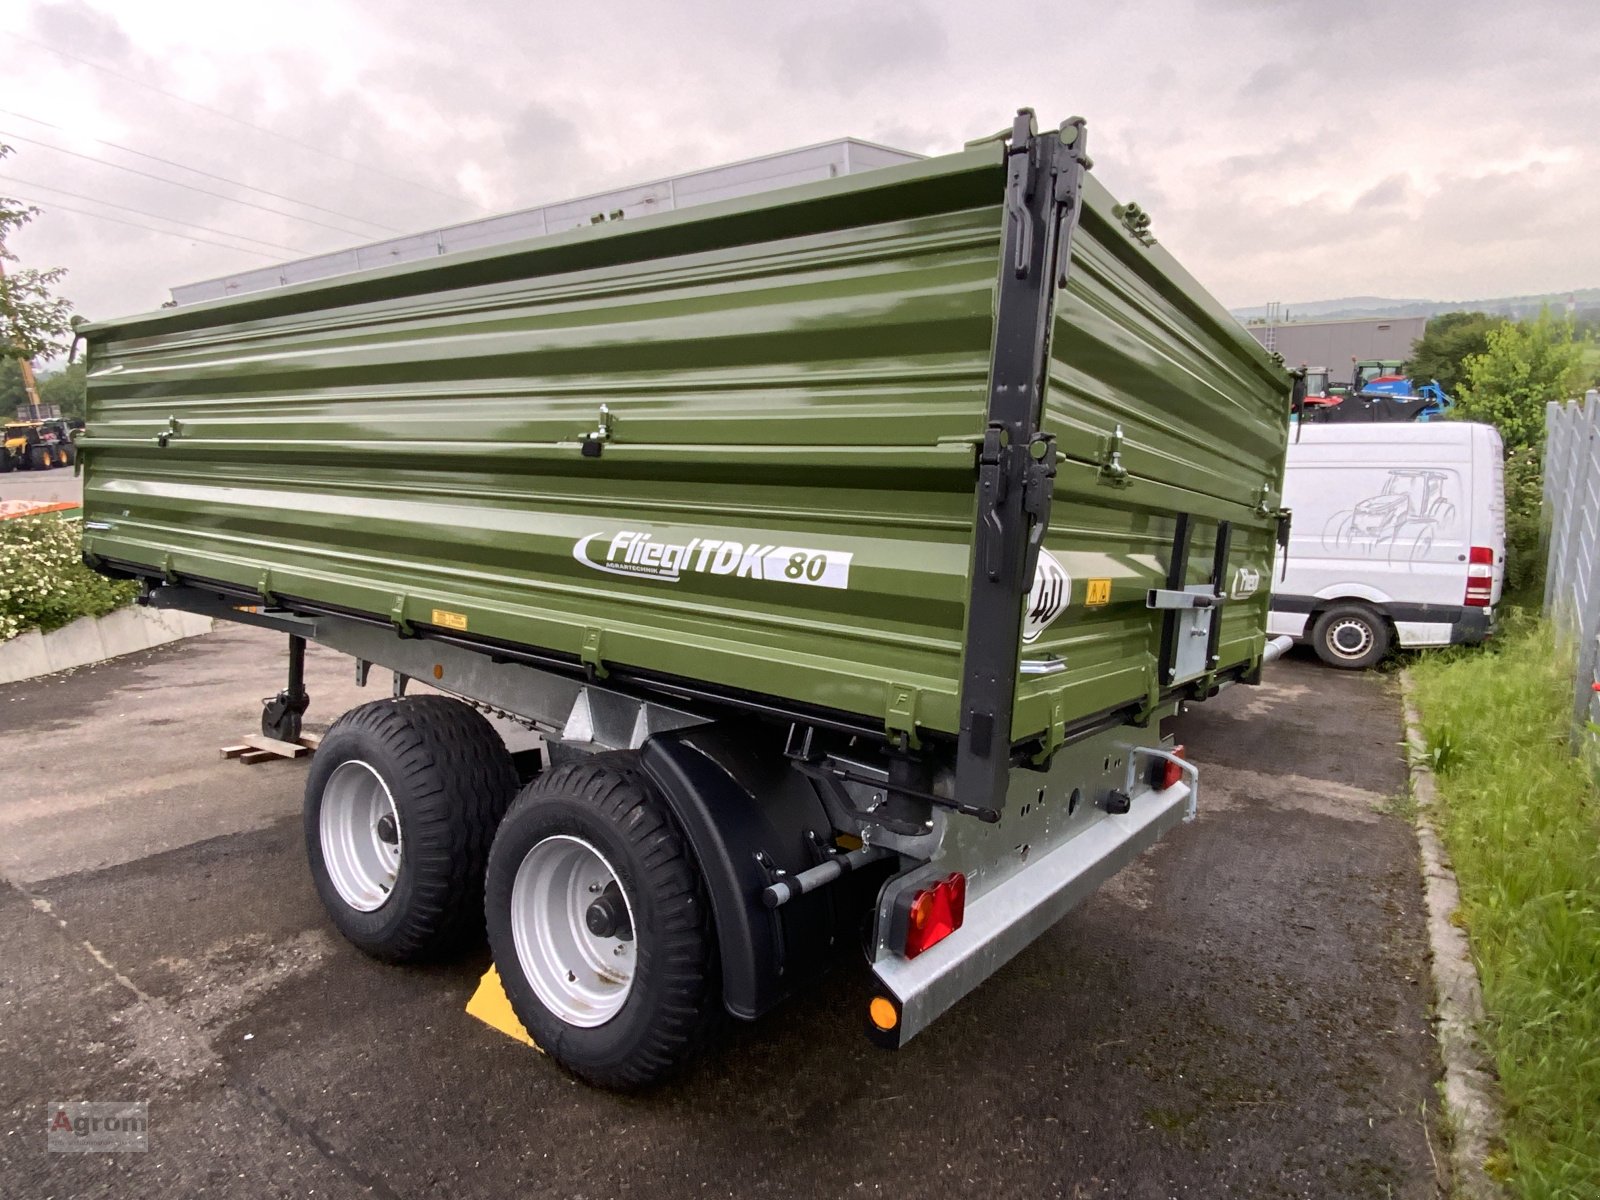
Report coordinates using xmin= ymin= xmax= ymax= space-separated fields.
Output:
xmin=28 ymin=446 xmax=50 ymax=470
xmin=1310 ymin=604 xmax=1391 ymax=670
xmin=485 ymin=757 xmax=718 ymax=1090
xmin=61 ymin=444 xmax=77 ymax=467
xmin=304 ymin=695 xmax=518 ymax=962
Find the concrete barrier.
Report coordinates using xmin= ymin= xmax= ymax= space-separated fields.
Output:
xmin=0 ymin=606 xmax=214 ymax=685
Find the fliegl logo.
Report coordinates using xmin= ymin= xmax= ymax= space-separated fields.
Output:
xmin=1022 ymin=550 xmax=1071 ymax=644
xmin=572 ymin=530 xmax=853 ymax=590
xmin=1230 ymin=566 xmax=1262 ymax=600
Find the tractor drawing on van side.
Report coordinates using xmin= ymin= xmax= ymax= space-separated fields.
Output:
xmin=1323 ymin=468 xmax=1457 ymax=565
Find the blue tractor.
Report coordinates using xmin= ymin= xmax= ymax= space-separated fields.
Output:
xmin=1296 ymin=360 xmax=1454 ymax=424
xmin=1354 ymin=362 xmax=1454 ymax=421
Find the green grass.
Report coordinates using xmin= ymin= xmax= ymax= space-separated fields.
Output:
xmin=1410 ymin=619 xmax=1600 ymax=1199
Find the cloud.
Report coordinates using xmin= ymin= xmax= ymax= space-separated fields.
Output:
xmin=779 ymin=5 xmax=949 ymax=94
xmin=1352 ymin=174 xmax=1413 ymax=211
xmin=27 ymin=0 xmax=134 ymax=65
xmin=1 ymin=0 xmax=1596 ymax=326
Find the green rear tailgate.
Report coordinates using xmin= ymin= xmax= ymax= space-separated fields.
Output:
xmin=1015 ymin=173 xmax=1287 ymax=744
xmin=80 ymin=123 xmax=1287 ymax=749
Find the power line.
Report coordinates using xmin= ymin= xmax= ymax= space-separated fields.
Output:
xmin=0 ymin=174 xmax=308 ymax=255
xmin=2 ymin=30 xmax=476 ymax=208
xmin=0 ymin=128 xmax=377 ymax=239
xmin=5 ymin=192 xmax=281 ymax=258
xmin=0 ymin=107 xmax=402 ymax=234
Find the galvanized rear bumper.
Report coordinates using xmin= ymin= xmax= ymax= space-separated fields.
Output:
xmin=866 ymin=778 xmax=1191 ymax=1048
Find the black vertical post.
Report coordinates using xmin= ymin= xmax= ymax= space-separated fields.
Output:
xmin=951 ymin=112 xmax=1089 ymax=818
xmin=1157 ymin=513 xmax=1193 ymax=687
xmin=1205 ymin=521 xmax=1232 ymax=672
xmin=286 ymin=633 xmax=306 ymax=704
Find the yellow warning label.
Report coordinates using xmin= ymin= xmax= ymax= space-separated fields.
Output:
xmin=1085 ymin=578 xmax=1112 ymax=607
xmin=431 ymin=608 xmax=469 ymax=631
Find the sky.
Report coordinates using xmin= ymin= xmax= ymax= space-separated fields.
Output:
xmin=1 ymin=0 xmax=1596 ymax=332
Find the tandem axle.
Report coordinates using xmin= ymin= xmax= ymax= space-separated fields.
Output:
xmin=147 ymin=583 xmax=1219 ymax=1080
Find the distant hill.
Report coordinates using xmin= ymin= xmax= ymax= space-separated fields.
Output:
xmin=1231 ymin=287 xmax=1600 ymax=324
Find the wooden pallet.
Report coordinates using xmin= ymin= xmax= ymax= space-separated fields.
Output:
xmin=221 ymin=731 xmax=323 ymax=765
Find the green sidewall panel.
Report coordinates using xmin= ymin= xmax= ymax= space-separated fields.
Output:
xmin=81 ymin=141 xmax=1288 ymax=743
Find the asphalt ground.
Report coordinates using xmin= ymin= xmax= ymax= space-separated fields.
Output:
xmin=0 ymin=464 xmax=83 ymax=506
xmin=0 ymin=625 xmax=1442 ymax=1198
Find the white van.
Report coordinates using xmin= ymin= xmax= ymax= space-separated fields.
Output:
xmin=1269 ymin=421 xmax=1505 ymax=668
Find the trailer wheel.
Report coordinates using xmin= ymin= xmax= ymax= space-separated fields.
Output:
xmin=1311 ymin=604 xmax=1390 ymax=670
xmin=304 ymin=696 xmax=518 ymax=962
xmin=485 ymin=758 xmax=718 ymax=1090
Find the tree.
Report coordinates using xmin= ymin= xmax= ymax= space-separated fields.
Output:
xmin=1455 ymin=309 xmax=1588 ymax=452
xmin=0 ymin=356 xmax=26 ymax=414
xmin=38 ymin=361 xmax=87 ymax=421
xmin=0 ymin=144 xmax=75 ymax=364
xmin=1454 ymin=309 xmax=1592 ymax=602
xmin=1404 ymin=311 xmax=1506 ymax=394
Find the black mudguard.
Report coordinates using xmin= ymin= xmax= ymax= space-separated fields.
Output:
xmin=639 ymin=726 xmax=840 ymax=1021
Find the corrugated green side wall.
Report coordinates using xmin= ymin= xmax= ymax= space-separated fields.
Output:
xmin=81 ymin=141 xmax=1287 ymax=743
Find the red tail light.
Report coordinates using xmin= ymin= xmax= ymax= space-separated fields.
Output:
xmin=1465 ymin=546 xmax=1494 ymax=607
xmin=898 ymin=873 xmax=966 ymax=959
xmin=1160 ymin=745 xmax=1187 ymax=791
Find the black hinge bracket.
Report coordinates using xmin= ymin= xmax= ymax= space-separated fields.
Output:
xmin=952 ymin=110 xmax=1089 ymax=816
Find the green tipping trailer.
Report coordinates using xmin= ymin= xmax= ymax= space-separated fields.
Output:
xmin=81 ymin=111 xmax=1292 ymax=1088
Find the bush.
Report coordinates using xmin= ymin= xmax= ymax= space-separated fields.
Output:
xmin=0 ymin=516 xmax=139 ymax=641
xmin=1452 ymin=311 xmax=1593 ymax=608
xmin=1502 ymin=446 xmax=1546 ymax=606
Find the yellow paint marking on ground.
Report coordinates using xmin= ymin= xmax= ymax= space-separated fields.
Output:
xmin=465 ymin=966 xmax=539 ymax=1050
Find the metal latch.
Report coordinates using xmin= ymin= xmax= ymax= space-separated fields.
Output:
xmin=1112 ymin=201 xmax=1155 ymax=246
xmin=1097 ymin=424 xmax=1130 ymax=486
xmin=580 ymin=404 xmax=614 ymax=458
xmin=154 ymin=416 xmax=182 ymax=448
xmin=976 ymin=426 xmax=1059 ymax=585
xmin=1020 ymin=433 xmax=1057 ymax=587
xmin=1146 ymin=588 xmax=1220 ymax=610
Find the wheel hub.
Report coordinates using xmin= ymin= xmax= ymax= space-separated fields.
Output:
xmin=1327 ymin=617 xmax=1374 ymax=660
xmin=584 ymin=883 xmax=633 ymax=940
xmin=509 ymin=835 xmax=637 ymax=1027
xmin=319 ymin=760 xmax=404 ymax=912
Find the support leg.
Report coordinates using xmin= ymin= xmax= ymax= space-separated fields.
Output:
xmin=262 ymin=634 xmax=311 ymax=742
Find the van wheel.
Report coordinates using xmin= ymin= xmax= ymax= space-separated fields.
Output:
xmin=485 ymin=758 xmax=718 ymax=1090
xmin=304 ymin=696 xmax=518 ymax=962
xmin=1311 ymin=605 xmax=1390 ymax=670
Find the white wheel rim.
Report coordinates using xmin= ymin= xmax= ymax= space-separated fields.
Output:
xmin=319 ymin=760 xmax=404 ymax=912
xmin=1326 ymin=617 xmax=1375 ymax=661
xmin=510 ymin=835 xmax=636 ymax=1028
